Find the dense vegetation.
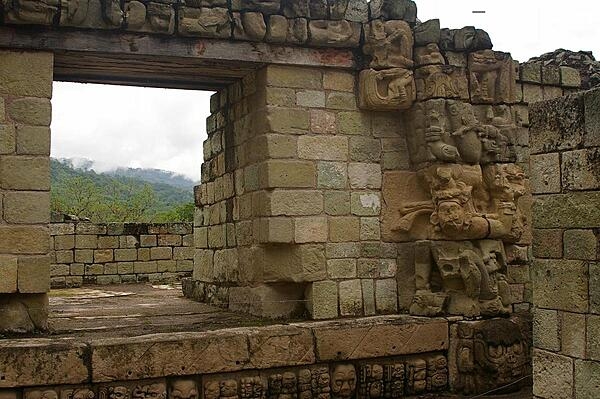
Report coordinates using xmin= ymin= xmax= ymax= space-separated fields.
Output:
xmin=50 ymin=158 xmax=196 ymax=223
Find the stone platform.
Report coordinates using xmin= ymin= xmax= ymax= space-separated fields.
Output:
xmin=0 ymin=285 xmax=531 ymax=398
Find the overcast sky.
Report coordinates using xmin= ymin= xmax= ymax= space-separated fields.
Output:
xmin=51 ymin=0 xmax=599 ymax=181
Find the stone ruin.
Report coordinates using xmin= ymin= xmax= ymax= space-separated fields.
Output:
xmin=0 ymin=0 xmax=598 ymax=398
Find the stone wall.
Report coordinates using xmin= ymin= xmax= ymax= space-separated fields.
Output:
xmin=530 ymin=88 xmax=600 ymax=398
xmin=50 ymin=222 xmax=194 ymax=288
xmin=0 ymin=49 xmax=53 ymax=332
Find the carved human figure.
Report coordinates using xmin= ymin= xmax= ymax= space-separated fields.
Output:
xmin=240 ymin=377 xmax=264 ymax=399
xmin=178 ymin=7 xmax=230 ymax=38
xmin=132 ymin=383 xmax=166 ymax=399
xmin=107 ymin=387 xmax=129 ymax=399
xmin=297 ymin=370 xmax=312 ymax=399
xmin=416 ymin=65 xmax=465 ymax=100
xmin=169 ymin=380 xmax=199 ymax=399
xmin=280 ymin=372 xmax=297 ymax=399
xmin=220 ymin=380 xmax=239 ymax=399
xmin=330 ymin=365 xmax=356 ymax=399
xmin=4 ymin=0 xmax=59 ymax=24
xmin=406 ymin=359 xmax=427 ymax=394
xmin=446 ymin=100 xmax=484 ymax=164
xmin=364 ymin=20 xmax=414 ymax=69
xmin=308 ymin=20 xmax=359 ymax=47
xmin=469 ymin=50 xmax=515 ymax=104
xmin=312 ymin=367 xmax=331 ymax=399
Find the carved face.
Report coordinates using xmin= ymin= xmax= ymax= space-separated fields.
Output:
xmin=204 ymin=382 xmax=220 ymax=399
xmin=437 ymin=201 xmax=467 ymax=230
xmin=220 ymin=380 xmax=238 ymax=397
xmin=331 ymin=365 xmax=356 ymax=399
xmin=72 ymin=390 xmax=94 ymax=399
xmin=282 ymin=372 xmax=297 ymax=389
xmin=109 ymin=387 xmax=130 ymax=399
xmin=169 ymin=381 xmax=198 ymax=399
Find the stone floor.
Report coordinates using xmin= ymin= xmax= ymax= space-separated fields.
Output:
xmin=48 ymin=283 xmax=270 ymax=338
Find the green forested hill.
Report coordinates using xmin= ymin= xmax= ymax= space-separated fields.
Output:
xmin=50 ymin=158 xmax=195 ymax=222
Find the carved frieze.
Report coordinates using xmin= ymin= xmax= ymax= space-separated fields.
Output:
xmin=469 ymin=50 xmax=517 ymax=104
xmin=59 ymin=0 xmax=124 ymax=29
xmin=265 ymin=16 xmax=308 ymax=44
xmin=307 ymin=20 xmax=360 ymax=48
xmin=3 ymin=0 xmax=59 ymax=25
xmin=363 ymin=20 xmax=414 ymax=69
xmin=178 ymin=6 xmax=231 ymax=38
xmin=414 ymin=65 xmax=469 ymax=101
xmin=330 ymin=365 xmax=356 ymax=399
xmin=169 ymin=381 xmax=199 ymax=399
xmin=125 ymin=1 xmax=175 ymax=34
xmin=358 ymin=68 xmax=415 ymax=111
xmin=450 ymin=318 xmax=531 ymax=394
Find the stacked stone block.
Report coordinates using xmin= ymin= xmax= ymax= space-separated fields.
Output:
xmin=0 ymin=50 xmax=53 ymax=332
xmin=519 ymin=61 xmax=583 ymax=104
xmin=530 ymin=88 xmax=600 ymax=399
xmin=49 ymin=222 xmax=194 ymax=287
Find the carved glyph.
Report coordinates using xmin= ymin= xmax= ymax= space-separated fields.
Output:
xmin=469 ymin=50 xmax=517 ymax=104
xmin=125 ymin=1 xmax=175 ymax=34
xmin=415 ymin=44 xmax=446 ymax=67
xmin=307 ymin=20 xmax=360 ymax=48
xmin=415 ymin=66 xmax=469 ymax=101
xmin=233 ymin=12 xmax=267 ymax=41
xmin=358 ymin=68 xmax=415 ymax=111
xmin=178 ymin=7 xmax=231 ymax=38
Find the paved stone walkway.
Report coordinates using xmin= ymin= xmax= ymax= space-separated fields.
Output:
xmin=48 ymin=284 xmax=268 ymax=338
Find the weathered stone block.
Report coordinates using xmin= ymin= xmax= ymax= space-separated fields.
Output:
xmin=0 ymin=51 xmax=53 ymax=98
xmin=326 ymin=91 xmax=357 ymax=110
xmin=298 ymin=135 xmax=348 ymax=161
xmin=265 ymin=107 xmax=310 ymax=134
xmin=327 ymin=258 xmax=356 ymax=279
xmin=114 ymin=248 xmax=137 ymax=262
xmin=324 ymin=191 xmax=350 ymax=216
xmin=268 ymin=190 xmax=323 ymax=216
xmin=562 ymin=149 xmax=600 ymax=191
xmin=375 ymin=279 xmax=398 ymax=313
xmin=317 ymin=162 xmax=346 ymax=189
xmin=560 ymin=66 xmax=581 ymax=88
xmin=337 ymin=111 xmax=370 ymax=135
xmin=150 ymin=247 xmax=172 ymax=260
xmin=532 ymin=349 xmax=573 ymax=399
xmin=7 ymin=98 xmax=51 ymax=126
xmin=530 ymin=153 xmax=561 ymax=194
xmin=532 ymin=259 xmax=589 ymax=313
xmin=17 ymin=255 xmax=50 ymax=293
xmin=326 ymin=242 xmax=359 ymax=259
xmin=0 ymin=156 xmax=50 ymax=190
xmin=306 ymin=280 xmax=338 ymax=319
xmin=534 ymin=192 xmax=600 ymax=228
xmin=348 ymin=163 xmax=381 ymax=189
xmin=563 ymin=229 xmax=597 ymax=260
xmin=532 ymin=229 xmax=563 ymax=258
xmin=575 ymin=360 xmax=600 ymax=398
xmin=93 ymin=249 xmax=113 ymax=263
xmin=533 ymin=308 xmax=559 ymax=351
xmin=561 ymin=311 xmax=586 ymax=358
xmin=74 ymin=249 xmax=93 ymax=263
xmin=323 ymin=71 xmax=355 ymax=92
xmin=339 ymin=279 xmax=363 ymax=316
xmin=295 ymin=216 xmax=327 ymax=243
xmin=360 ymin=217 xmax=380 ymax=240
xmin=264 ymin=66 xmax=322 ymax=89
xmin=16 ymin=125 xmax=50 ymax=155
xmin=310 ymin=109 xmax=336 ymax=134
xmin=3 ymin=191 xmax=50 ymax=223
xmin=259 ymin=160 xmax=316 ymax=189
xmin=530 ymin=93 xmax=584 ymax=154
xmin=350 ymin=191 xmax=381 ymax=216
xmin=296 ymin=90 xmax=325 ymax=108
xmin=314 ymin=317 xmax=448 ymax=361
xmin=349 ymin=137 xmax=381 ymax=162
xmin=588 ymin=315 xmax=600 ymax=360
xmin=520 ymin=62 xmax=542 ymax=83
xmin=329 ymin=216 xmax=360 ymax=242
xmin=0 ymin=255 xmax=18 ymax=293
xmin=97 ymin=236 xmax=119 ymax=249
xmin=542 ymin=65 xmax=561 ymax=85
xmin=0 ymin=124 xmax=16 ymax=154
xmin=584 ymin=88 xmax=600 ymax=147
xmin=0 ymin=226 xmax=49 ymax=254
xmin=247 ymin=325 xmax=315 ymax=368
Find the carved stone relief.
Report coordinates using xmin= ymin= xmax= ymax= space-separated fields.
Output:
xmin=415 ymin=44 xmax=445 ymax=67
xmin=405 ymin=99 xmax=518 ymax=167
xmin=469 ymin=50 xmax=517 ymax=104
xmin=363 ymin=20 xmax=414 ymax=69
xmin=307 ymin=20 xmax=360 ymax=48
xmin=3 ymin=0 xmax=59 ymax=24
xmin=330 ymin=365 xmax=356 ymax=399
xmin=358 ymin=68 xmax=416 ymax=111
xmin=414 ymin=66 xmax=469 ymax=101
xmin=25 ymin=390 xmax=59 ymax=399
xmin=168 ymin=381 xmax=199 ymax=399
xmin=233 ymin=12 xmax=267 ymax=41
xmin=59 ymin=0 xmax=124 ymax=28
xmin=178 ymin=7 xmax=231 ymax=38
xmin=450 ymin=318 xmax=531 ymax=395
xmin=125 ymin=1 xmax=175 ymax=34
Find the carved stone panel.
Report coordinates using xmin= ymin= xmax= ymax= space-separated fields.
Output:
xmin=358 ymin=68 xmax=415 ymax=111
xmin=449 ymin=317 xmax=531 ymax=395
xmin=330 ymin=364 xmax=356 ymax=399
xmin=363 ymin=20 xmax=414 ymax=69
xmin=233 ymin=12 xmax=267 ymax=41
xmin=178 ymin=7 xmax=231 ymax=38
xmin=59 ymin=0 xmax=123 ymax=29
xmin=404 ymin=100 xmax=518 ymax=167
xmin=414 ymin=65 xmax=469 ymax=101
xmin=3 ymin=0 xmax=59 ymax=24
xmin=409 ymin=239 xmax=513 ymax=317
xmin=169 ymin=380 xmax=199 ymax=399
xmin=469 ymin=50 xmax=517 ymax=104
xmin=307 ymin=20 xmax=360 ymax=48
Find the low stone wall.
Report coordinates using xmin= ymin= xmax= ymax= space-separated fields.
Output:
xmin=49 ymin=222 xmax=194 ymax=288
xmin=530 ymin=88 xmax=600 ymax=398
